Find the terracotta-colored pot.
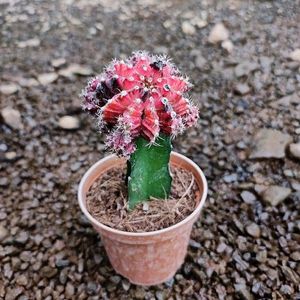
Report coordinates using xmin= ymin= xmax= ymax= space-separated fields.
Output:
xmin=78 ymin=152 xmax=207 ymax=286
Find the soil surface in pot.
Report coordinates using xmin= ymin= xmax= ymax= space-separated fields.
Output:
xmin=86 ymin=166 xmax=198 ymax=232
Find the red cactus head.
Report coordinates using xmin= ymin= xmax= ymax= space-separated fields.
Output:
xmin=82 ymin=51 xmax=199 ymax=156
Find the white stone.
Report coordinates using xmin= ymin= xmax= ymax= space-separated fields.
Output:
xmin=0 ymin=83 xmax=19 ymax=95
xmin=18 ymin=78 xmax=39 ymax=87
xmin=249 ymin=129 xmax=292 ymax=159
xmin=1 ymin=107 xmax=23 ymax=130
xmin=58 ymin=116 xmax=80 ymax=130
xmin=181 ymin=21 xmax=196 ymax=35
xmin=262 ymin=186 xmax=291 ymax=206
xmin=58 ymin=64 xmax=93 ymax=77
xmin=17 ymin=38 xmax=40 ymax=48
xmin=289 ymin=143 xmax=300 ymax=159
xmin=38 ymin=73 xmax=58 ymax=85
xmin=289 ymin=49 xmax=300 ymax=62
xmin=0 ymin=225 xmax=8 ymax=241
xmin=221 ymin=40 xmax=234 ymax=52
xmin=51 ymin=58 xmax=66 ymax=68
xmin=246 ymin=223 xmax=261 ymax=238
xmin=208 ymin=23 xmax=229 ymax=44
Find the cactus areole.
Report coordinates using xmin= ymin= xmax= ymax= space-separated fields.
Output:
xmin=82 ymin=51 xmax=199 ymax=209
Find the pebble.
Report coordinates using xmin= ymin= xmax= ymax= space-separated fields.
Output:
xmin=235 ymin=61 xmax=259 ymax=78
xmin=249 ymin=129 xmax=292 ymax=159
xmin=37 ymin=73 xmax=58 ymax=85
xmin=208 ymin=23 xmax=229 ymax=43
xmin=289 ymin=143 xmax=300 ymax=159
xmin=0 ymin=178 xmax=9 ymax=187
xmin=58 ymin=64 xmax=93 ymax=77
xmin=290 ymin=251 xmax=300 ymax=261
xmin=18 ymin=77 xmax=39 ymax=87
xmin=15 ymin=231 xmax=29 ymax=244
xmin=0 ymin=83 xmax=19 ymax=95
xmin=0 ymin=225 xmax=8 ymax=241
xmin=256 ymin=250 xmax=267 ymax=263
xmin=58 ymin=115 xmax=80 ymax=130
xmin=41 ymin=266 xmax=58 ymax=278
xmin=240 ymin=191 xmax=256 ymax=204
xmin=17 ymin=38 xmax=40 ymax=48
xmin=65 ymin=282 xmax=75 ymax=298
xmin=221 ymin=40 xmax=234 ymax=53
xmin=246 ymin=223 xmax=261 ymax=238
xmin=234 ymin=283 xmax=253 ymax=300
xmin=189 ymin=239 xmax=201 ymax=248
xmin=5 ymin=151 xmax=17 ymax=161
xmin=223 ymin=173 xmax=238 ymax=183
xmin=51 ymin=58 xmax=66 ymax=68
xmin=5 ymin=287 xmax=23 ymax=300
xmin=289 ymin=49 xmax=300 ymax=62
xmin=262 ymin=185 xmax=291 ymax=206
xmin=1 ymin=107 xmax=23 ymax=130
xmin=121 ymin=279 xmax=131 ymax=291
xmin=181 ymin=21 xmax=196 ymax=35
xmin=234 ymin=83 xmax=251 ymax=95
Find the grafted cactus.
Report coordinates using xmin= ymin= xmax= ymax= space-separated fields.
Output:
xmin=82 ymin=51 xmax=198 ymax=208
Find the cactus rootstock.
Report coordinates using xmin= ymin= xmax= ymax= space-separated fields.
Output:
xmin=82 ymin=51 xmax=199 ymax=207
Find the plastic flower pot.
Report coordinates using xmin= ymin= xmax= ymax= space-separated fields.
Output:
xmin=78 ymin=151 xmax=207 ymax=286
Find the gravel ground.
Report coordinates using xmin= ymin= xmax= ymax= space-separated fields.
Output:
xmin=1 ymin=0 xmax=300 ymax=299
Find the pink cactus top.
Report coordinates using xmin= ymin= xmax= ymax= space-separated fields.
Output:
xmin=82 ymin=51 xmax=198 ymax=156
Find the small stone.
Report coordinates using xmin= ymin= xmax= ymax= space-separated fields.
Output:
xmin=37 ymin=73 xmax=58 ymax=85
xmin=0 ymin=226 xmax=8 ymax=241
xmin=234 ymin=283 xmax=253 ymax=300
xmin=5 ymin=287 xmax=23 ymax=300
xmin=262 ymin=185 xmax=291 ymax=206
xmin=195 ymin=54 xmax=207 ymax=69
xmin=221 ymin=40 xmax=234 ymax=52
xmin=216 ymin=242 xmax=227 ymax=253
xmin=235 ymin=61 xmax=259 ymax=78
xmin=208 ymin=23 xmax=229 ymax=43
xmin=110 ymin=275 xmax=121 ymax=284
xmin=15 ymin=231 xmax=29 ymax=244
xmin=290 ymin=251 xmax=300 ymax=261
xmin=0 ymin=178 xmax=9 ymax=187
xmin=246 ymin=223 xmax=261 ymax=238
xmin=58 ymin=64 xmax=93 ymax=77
xmin=5 ymin=151 xmax=17 ymax=161
xmin=256 ymin=250 xmax=267 ymax=263
xmin=189 ymin=239 xmax=201 ymax=248
xmin=55 ymin=259 xmax=69 ymax=268
xmin=51 ymin=58 xmax=66 ymax=68
xmin=223 ymin=173 xmax=238 ymax=183
xmin=234 ymin=83 xmax=251 ymax=95
xmin=16 ymin=274 xmax=28 ymax=286
xmin=142 ymin=202 xmax=149 ymax=211
xmin=17 ymin=38 xmax=40 ymax=48
xmin=65 ymin=282 xmax=75 ymax=298
xmin=58 ymin=116 xmax=80 ymax=130
xmin=289 ymin=49 xmax=300 ymax=62
xmin=182 ymin=21 xmax=196 ymax=35
xmin=121 ymin=279 xmax=131 ymax=291
xmin=241 ymin=191 xmax=256 ymax=204
xmin=289 ymin=143 xmax=300 ymax=159
xmin=0 ymin=83 xmax=19 ymax=95
xmin=41 ymin=266 xmax=58 ymax=278
xmin=87 ymin=281 xmax=98 ymax=295
xmin=18 ymin=77 xmax=39 ymax=87
xmin=1 ymin=107 xmax=23 ymax=130
xmin=249 ymin=129 xmax=292 ymax=159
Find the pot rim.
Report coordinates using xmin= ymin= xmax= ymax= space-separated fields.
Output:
xmin=78 ymin=151 xmax=207 ymax=237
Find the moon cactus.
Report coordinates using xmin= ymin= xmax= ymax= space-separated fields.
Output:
xmin=82 ymin=51 xmax=198 ymax=208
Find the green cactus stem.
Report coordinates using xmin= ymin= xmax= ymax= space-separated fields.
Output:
xmin=127 ymin=134 xmax=172 ymax=209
